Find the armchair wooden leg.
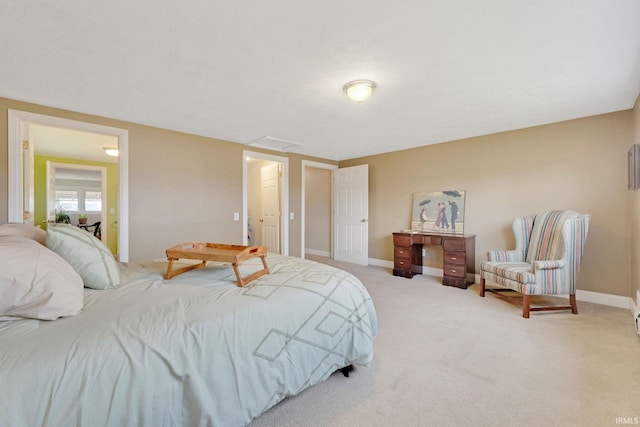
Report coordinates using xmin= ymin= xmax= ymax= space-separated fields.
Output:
xmin=522 ymin=294 xmax=531 ymax=318
xmin=570 ymin=294 xmax=578 ymax=315
xmin=480 ymin=278 xmax=485 ymax=297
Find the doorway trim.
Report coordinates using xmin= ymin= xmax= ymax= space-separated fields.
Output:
xmin=7 ymin=109 xmax=130 ymax=261
xmin=242 ymin=150 xmax=289 ymax=255
xmin=301 ymin=160 xmax=337 ymax=259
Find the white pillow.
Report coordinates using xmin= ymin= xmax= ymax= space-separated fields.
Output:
xmin=0 ymin=223 xmax=47 ymax=245
xmin=46 ymin=224 xmax=121 ymax=290
xmin=0 ymin=236 xmax=84 ymax=321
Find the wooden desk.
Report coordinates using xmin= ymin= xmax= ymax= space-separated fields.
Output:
xmin=165 ymin=242 xmax=269 ymax=286
xmin=392 ymin=231 xmax=475 ymax=288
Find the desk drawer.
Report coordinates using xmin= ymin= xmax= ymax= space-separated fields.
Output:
xmin=443 ymin=265 xmax=466 ymax=278
xmin=394 ymin=256 xmax=412 ymax=269
xmin=422 ymin=236 xmax=441 ymax=245
xmin=444 ymin=251 xmax=465 ymax=265
xmin=394 ymin=247 xmax=412 ymax=259
xmin=393 ymin=234 xmax=412 ymax=246
xmin=409 ymin=235 xmax=441 ymax=245
xmin=443 ymin=238 xmax=465 ymax=251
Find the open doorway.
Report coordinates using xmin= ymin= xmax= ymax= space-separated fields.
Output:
xmin=7 ymin=110 xmax=129 ymax=261
xmin=301 ymin=160 xmax=337 ymax=259
xmin=243 ymin=151 xmax=289 ymax=255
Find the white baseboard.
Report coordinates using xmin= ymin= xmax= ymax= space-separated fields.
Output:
xmin=368 ymin=257 xmax=636 ymax=313
xmin=368 ymin=258 xmax=393 ymax=268
xmin=575 ymin=289 xmax=632 ymax=310
xmin=305 ymin=248 xmax=330 ymax=257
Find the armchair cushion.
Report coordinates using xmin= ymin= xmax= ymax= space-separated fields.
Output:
xmin=480 ymin=262 xmax=534 ymax=284
xmin=525 ymin=210 xmax=576 ymax=263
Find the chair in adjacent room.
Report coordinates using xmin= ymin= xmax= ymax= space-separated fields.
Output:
xmin=78 ymin=221 xmax=102 ymax=240
xmin=479 ymin=210 xmax=590 ymax=318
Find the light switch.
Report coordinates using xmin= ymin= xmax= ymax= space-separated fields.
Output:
xmin=289 ymin=212 xmax=295 ymax=220
xmin=233 ymin=212 xmax=240 ymax=221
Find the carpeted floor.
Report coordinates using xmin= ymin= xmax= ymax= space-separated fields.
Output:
xmin=248 ymin=256 xmax=640 ymax=427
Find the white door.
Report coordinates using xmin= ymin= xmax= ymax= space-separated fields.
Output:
xmin=333 ymin=164 xmax=369 ymax=265
xmin=261 ymin=163 xmax=281 ymax=253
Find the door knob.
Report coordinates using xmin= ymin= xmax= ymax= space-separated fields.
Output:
xmin=361 ymin=219 xmax=368 ymax=223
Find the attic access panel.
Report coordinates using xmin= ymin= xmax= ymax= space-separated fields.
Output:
xmin=245 ymin=136 xmax=305 ymax=152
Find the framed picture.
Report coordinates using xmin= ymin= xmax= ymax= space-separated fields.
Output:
xmin=410 ymin=190 xmax=466 ymax=234
xmin=628 ymin=144 xmax=640 ymax=190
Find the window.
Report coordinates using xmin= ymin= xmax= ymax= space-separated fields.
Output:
xmin=55 ymin=189 xmax=102 ymax=213
xmin=52 ymin=165 xmax=106 ymax=216
xmin=55 ymin=190 xmax=79 ymax=212
xmin=85 ymin=191 xmax=102 ymax=211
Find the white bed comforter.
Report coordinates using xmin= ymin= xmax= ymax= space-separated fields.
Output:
xmin=0 ymin=254 xmax=377 ymax=427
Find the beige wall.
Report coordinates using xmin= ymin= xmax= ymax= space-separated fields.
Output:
xmin=305 ymin=167 xmax=331 ymax=254
xmin=631 ymin=94 xmax=640 ymax=302
xmin=0 ymin=97 xmax=335 ymax=261
xmin=340 ymin=111 xmax=633 ymax=297
xmin=1 ymin=96 xmax=637 ymax=298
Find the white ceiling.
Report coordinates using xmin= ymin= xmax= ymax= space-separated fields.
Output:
xmin=31 ymin=124 xmax=119 ymax=164
xmin=1 ymin=1 xmax=639 ymax=161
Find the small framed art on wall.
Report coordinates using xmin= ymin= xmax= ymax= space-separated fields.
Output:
xmin=628 ymin=144 xmax=640 ymax=190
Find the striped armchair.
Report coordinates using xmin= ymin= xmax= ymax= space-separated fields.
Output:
xmin=479 ymin=210 xmax=590 ymax=318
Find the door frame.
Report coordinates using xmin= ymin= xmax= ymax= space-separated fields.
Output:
xmin=7 ymin=109 xmax=130 ymax=261
xmin=301 ymin=160 xmax=337 ymax=259
xmin=242 ymin=150 xmax=289 ymax=255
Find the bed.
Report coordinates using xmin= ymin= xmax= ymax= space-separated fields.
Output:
xmin=0 ymin=224 xmax=377 ymax=427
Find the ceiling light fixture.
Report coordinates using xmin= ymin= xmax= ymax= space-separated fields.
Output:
xmin=103 ymin=147 xmax=119 ymax=157
xmin=343 ymin=79 xmax=376 ymax=102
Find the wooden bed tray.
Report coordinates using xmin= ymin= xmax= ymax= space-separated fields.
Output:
xmin=164 ymin=242 xmax=269 ymax=286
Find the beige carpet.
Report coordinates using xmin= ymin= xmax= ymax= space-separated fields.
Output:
xmin=248 ymin=256 xmax=640 ymax=427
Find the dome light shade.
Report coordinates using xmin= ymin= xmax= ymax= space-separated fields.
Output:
xmin=343 ymin=79 xmax=376 ymax=102
xmin=103 ymin=147 xmax=119 ymax=157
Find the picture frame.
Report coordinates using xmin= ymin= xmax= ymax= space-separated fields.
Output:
xmin=410 ymin=190 xmax=466 ymax=235
xmin=628 ymin=144 xmax=640 ymax=190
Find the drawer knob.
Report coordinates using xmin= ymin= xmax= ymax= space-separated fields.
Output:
xmin=451 ymin=269 xmax=456 ymax=273
xmin=451 ymin=257 xmax=457 ymax=260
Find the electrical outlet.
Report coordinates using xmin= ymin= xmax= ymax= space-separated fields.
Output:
xmin=290 ymin=212 xmax=295 ymax=220
xmin=233 ymin=212 xmax=239 ymax=221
